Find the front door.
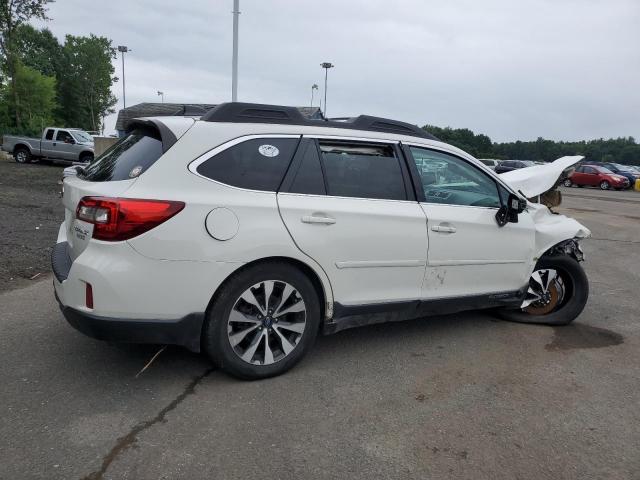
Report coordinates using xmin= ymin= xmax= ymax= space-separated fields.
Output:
xmin=278 ymin=137 xmax=428 ymax=307
xmin=404 ymin=145 xmax=536 ymax=299
xmin=55 ymin=129 xmax=76 ymax=160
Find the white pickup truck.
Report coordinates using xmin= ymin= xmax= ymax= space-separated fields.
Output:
xmin=1 ymin=127 xmax=95 ymax=164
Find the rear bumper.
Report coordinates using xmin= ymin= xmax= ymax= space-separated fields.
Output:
xmin=55 ymin=289 xmax=203 ymax=352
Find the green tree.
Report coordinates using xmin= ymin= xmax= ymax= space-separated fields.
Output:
xmin=13 ymin=24 xmax=61 ymax=77
xmin=0 ymin=0 xmax=51 ymax=126
xmin=57 ymin=34 xmax=117 ymax=132
xmin=1 ymin=61 xmax=56 ymax=135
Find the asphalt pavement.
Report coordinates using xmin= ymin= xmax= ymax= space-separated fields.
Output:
xmin=1 ymin=191 xmax=639 ymax=480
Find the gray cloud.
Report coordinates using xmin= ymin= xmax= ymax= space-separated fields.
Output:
xmin=36 ymin=0 xmax=639 ymax=141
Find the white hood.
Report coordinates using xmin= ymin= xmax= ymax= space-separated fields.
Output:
xmin=500 ymin=156 xmax=584 ymax=197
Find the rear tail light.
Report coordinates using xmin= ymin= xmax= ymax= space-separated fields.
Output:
xmin=76 ymin=197 xmax=185 ymax=241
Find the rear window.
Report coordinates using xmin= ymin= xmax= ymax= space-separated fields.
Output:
xmin=79 ymin=128 xmax=163 ymax=182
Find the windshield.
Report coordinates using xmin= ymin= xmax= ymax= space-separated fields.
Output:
xmin=71 ymin=130 xmax=94 ymax=143
xmin=521 ymin=161 xmax=536 ymax=167
xmin=613 ymin=163 xmax=634 ymax=172
xmin=595 ymin=167 xmax=614 ymax=174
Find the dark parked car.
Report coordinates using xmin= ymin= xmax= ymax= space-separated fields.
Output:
xmin=565 ymin=165 xmax=630 ymax=190
xmin=591 ymin=162 xmax=639 ymax=188
xmin=495 ymin=160 xmax=536 ymax=174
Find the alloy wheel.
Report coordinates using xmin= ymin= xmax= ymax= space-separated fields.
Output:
xmin=15 ymin=151 xmax=27 ymax=163
xmin=521 ymin=269 xmax=566 ymax=315
xmin=227 ymin=280 xmax=307 ymax=365
xmin=600 ymin=181 xmax=610 ymax=190
xmin=563 ymin=179 xmax=572 ymax=187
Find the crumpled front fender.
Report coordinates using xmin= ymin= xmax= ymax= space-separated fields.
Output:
xmin=528 ymin=203 xmax=591 ymax=261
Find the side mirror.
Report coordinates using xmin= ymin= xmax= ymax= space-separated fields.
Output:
xmin=496 ymin=193 xmax=526 ymax=227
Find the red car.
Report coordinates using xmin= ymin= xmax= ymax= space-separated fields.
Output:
xmin=565 ymin=164 xmax=630 ymax=190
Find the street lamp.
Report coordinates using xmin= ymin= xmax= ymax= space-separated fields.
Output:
xmin=232 ymin=0 xmax=240 ymax=101
xmin=117 ymin=46 xmax=130 ymax=109
xmin=320 ymin=62 xmax=334 ymax=118
xmin=157 ymin=91 xmax=164 ymax=103
xmin=310 ymin=84 xmax=318 ymax=108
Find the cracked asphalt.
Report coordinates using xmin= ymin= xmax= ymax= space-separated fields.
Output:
xmin=1 ymin=186 xmax=639 ymax=479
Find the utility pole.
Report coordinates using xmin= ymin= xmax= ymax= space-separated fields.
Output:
xmin=320 ymin=62 xmax=334 ymax=118
xmin=232 ymin=0 xmax=240 ymax=102
xmin=157 ymin=91 xmax=164 ymax=103
xmin=118 ymin=46 xmax=130 ymax=109
xmin=310 ymin=84 xmax=318 ymax=108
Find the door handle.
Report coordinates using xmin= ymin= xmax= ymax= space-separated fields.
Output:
xmin=431 ymin=225 xmax=456 ymax=233
xmin=301 ymin=215 xmax=336 ymax=225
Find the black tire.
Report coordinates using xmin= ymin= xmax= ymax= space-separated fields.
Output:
xmin=497 ymin=255 xmax=589 ymax=326
xmin=203 ymin=262 xmax=321 ymax=380
xmin=599 ymin=180 xmax=610 ymax=190
xmin=14 ymin=147 xmax=31 ymax=164
xmin=79 ymin=152 xmax=94 ymax=163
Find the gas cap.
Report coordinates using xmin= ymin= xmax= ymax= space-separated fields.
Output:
xmin=205 ymin=208 xmax=239 ymax=241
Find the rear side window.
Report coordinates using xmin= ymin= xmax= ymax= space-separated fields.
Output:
xmin=45 ymin=129 xmax=54 ymax=140
xmin=197 ymin=137 xmax=299 ymax=191
xmin=287 ymin=141 xmax=326 ymax=195
xmin=318 ymin=141 xmax=406 ymax=200
xmin=80 ymin=128 xmax=163 ymax=182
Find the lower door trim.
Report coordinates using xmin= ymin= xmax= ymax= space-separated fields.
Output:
xmin=323 ymin=289 xmax=526 ymax=334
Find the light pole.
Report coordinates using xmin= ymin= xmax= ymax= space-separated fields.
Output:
xmin=310 ymin=84 xmax=318 ymax=108
xmin=117 ymin=46 xmax=130 ymax=109
xmin=232 ymin=0 xmax=240 ymax=101
xmin=320 ymin=62 xmax=334 ymax=118
xmin=157 ymin=91 xmax=164 ymax=103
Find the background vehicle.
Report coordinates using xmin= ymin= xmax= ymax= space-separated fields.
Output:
xmin=565 ymin=164 xmax=630 ymax=190
xmin=1 ymin=128 xmax=94 ymax=165
xmin=591 ymin=162 xmax=639 ymax=187
xmin=53 ymin=102 xmax=590 ymax=380
xmin=478 ymin=158 xmax=501 ymax=170
xmin=495 ymin=159 xmax=536 ymax=174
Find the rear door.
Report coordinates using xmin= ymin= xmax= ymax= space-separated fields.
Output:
xmin=40 ymin=128 xmax=56 ymax=156
xmin=278 ymin=137 xmax=428 ymax=306
xmin=404 ymin=144 xmax=535 ymax=298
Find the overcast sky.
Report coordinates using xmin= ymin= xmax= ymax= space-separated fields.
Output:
xmin=35 ymin=0 xmax=639 ymax=142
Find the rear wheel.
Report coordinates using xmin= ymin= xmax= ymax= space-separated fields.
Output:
xmin=563 ymin=178 xmax=573 ymax=187
xmin=203 ymin=262 xmax=321 ymax=379
xmin=497 ymin=255 xmax=588 ymax=326
xmin=14 ymin=147 xmax=31 ymax=164
xmin=599 ymin=180 xmax=610 ymax=190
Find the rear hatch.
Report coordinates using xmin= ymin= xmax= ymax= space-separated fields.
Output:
xmin=62 ymin=126 xmax=165 ymax=260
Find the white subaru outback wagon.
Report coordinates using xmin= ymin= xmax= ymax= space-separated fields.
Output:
xmin=53 ymin=103 xmax=590 ymax=379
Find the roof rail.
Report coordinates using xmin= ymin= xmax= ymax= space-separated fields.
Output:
xmin=201 ymin=102 xmax=437 ymax=140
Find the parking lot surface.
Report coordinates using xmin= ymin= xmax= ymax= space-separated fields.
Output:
xmin=1 ymin=162 xmax=639 ymax=479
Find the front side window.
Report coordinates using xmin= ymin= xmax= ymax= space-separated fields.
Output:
xmin=56 ymin=130 xmax=74 ymax=143
xmin=409 ymin=147 xmax=500 ymax=208
xmin=317 ymin=141 xmax=406 ymax=201
xmin=197 ymin=137 xmax=299 ymax=192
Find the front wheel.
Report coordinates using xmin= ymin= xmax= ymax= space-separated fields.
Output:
xmin=599 ymin=180 xmax=610 ymax=190
xmin=497 ymin=255 xmax=588 ymax=326
xmin=203 ymin=262 xmax=321 ymax=379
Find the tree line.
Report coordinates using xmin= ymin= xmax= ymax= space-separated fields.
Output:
xmin=424 ymin=125 xmax=639 ymax=166
xmin=0 ymin=0 xmax=116 ymax=136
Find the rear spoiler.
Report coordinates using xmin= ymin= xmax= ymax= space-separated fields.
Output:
xmin=123 ymin=119 xmax=178 ymax=153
